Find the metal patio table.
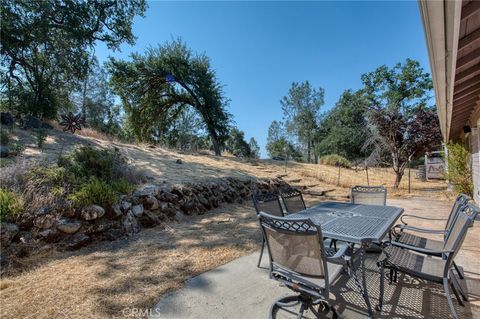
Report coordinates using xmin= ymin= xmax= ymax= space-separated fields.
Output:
xmin=285 ymin=201 xmax=404 ymax=317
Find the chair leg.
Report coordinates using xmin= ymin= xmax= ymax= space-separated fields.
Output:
xmin=257 ymin=238 xmax=265 ymax=268
xmin=443 ymin=278 xmax=459 ymax=319
xmin=296 ymin=303 xmax=305 ymax=319
xmin=450 ymin=281 xmax=465 ymax=307
xmin=451 ymin=269 xmax=469 ymax=302
xmin=453 ymin=261 xmax=464 ymax=279
xmin=376 ymin=261 xmax=385 ymax=311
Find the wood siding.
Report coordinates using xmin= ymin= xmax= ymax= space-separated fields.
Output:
xmin=472 ymin=123 xmax=480 ymax=203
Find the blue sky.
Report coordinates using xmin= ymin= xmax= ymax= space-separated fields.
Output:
xmin=95 ymin=1 xmax=431 ymax=157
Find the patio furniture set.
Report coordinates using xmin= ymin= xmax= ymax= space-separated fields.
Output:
xmin=252 ymin=186 xmax=478 ymax=319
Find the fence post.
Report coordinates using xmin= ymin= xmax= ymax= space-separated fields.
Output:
xmin=365 ymin=162 xmax=370 ymax=186
xmin=337 ymin=164 xmax=341 ymax=186
xmin=408 ymin=159 xmax=411 ymax=193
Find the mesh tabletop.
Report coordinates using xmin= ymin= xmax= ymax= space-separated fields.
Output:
xmin=286 ymin=202 xmax=403 ymax=244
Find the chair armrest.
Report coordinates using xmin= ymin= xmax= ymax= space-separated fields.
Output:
xmin=400 ymin=214 xmax=447 ymax=225
xmin=393 ymin=224 xmax=447 ymax=234
xmin=384 ymin=240 xmax=454 ymax=255
xmin=327 ymin=245 xmax=352 ymax=264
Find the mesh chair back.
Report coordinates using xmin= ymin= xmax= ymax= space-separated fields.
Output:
xmin=443 ymin=204 xmax=479 ymax=270
xmin=351 ymin=185 xmax=387 ymax=206
xmin=253 ymin=192 xmax=284 ymax=217
xmin=259 ymin=212 xmax=328 ymax=279
xmin=280 ymin=189 xmax=306 ymax=213
xmin=444 ymin=194 xmax=470 ymax=237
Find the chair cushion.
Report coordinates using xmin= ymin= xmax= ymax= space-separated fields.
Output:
xmin=380 ymin=245 xmax=446 ymax=283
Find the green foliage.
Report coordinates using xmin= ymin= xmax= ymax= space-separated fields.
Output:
xmin=108 ymin=39 xmax=231 ymax=156
xmin=226 ymin=127 xmax=251 ymax=157
xmin=28 ymin=166 xmax=68 ymax=187
xmin=1 ymin=0 xmax=147 ymax=118
xmin=0 ymin=188 xmax=23 ymax=222
xmin=361 ymin=59 xmax=441 ymax=187
xmin=69 ymin=178 xmax=133 ymax=207
xmin=0 ymin=130 xmax=10 ymax=145
xmin=58 ymin=146 xmax=128 ymax=183
xmin=266 ymin=121 xmax=302 ymax=161
xmin=281 ymin=81 xmax=324 ymax=163
xmin=316 ymin=90 xmax=369 ymax=160
xmin=35 ymin=129 xmax=49 ymax=148
xmin=248 ymin=138 xmax=260 ymax=159
xmin=319 ymin=154 xmax=352 ymax=168
xmin=445 ymin=143 xmax=473 ymax=196
xmin=9 ymin=141 xmax=25 ymax=155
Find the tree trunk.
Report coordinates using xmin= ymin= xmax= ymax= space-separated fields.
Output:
xmin=394 ymin=171 xmax=403 ymax=188
xmin=209 ymin=130 xmax=221 ymax=156
xmin=307 ymin=141 xmax=311 ymax=163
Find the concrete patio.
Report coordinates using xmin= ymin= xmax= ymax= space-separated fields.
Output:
xmin=151 ymin=197 xmax=480 ymax=319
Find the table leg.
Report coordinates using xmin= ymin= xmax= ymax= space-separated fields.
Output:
xmin=351 ymin=242 xmax=373 ymax=317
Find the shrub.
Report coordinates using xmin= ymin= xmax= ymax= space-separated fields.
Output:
xmin=35 ymin=129 xmax=49 ymax=148
xmin=27 ymin=166 xmax=68 ymax=187
xmin=445 ymin=143 xmax=473 ymax=196
xmin=319 ymin=154 xmax=352 ymax=168
xmin=68 ymin=177 xmax=133 ymax=207
xmin=0 ymin=130 xmax=10 ymax=145
xmin=58 ymin=146 xmax=128 ymax=183
xmin=9 ymin=141 xmax=26 ymax=155
xmin=0 ymin=188 xmax=24 ymax=222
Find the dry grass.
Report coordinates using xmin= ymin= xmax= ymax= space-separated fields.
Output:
xmin=0 ymin=202 xmax=265 ymax=319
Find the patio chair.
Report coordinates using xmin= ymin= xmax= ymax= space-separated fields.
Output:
xmin=376 ymin=203 xmax=479 ymax=319
xmin=351 ymin=185 xmax=387 ymax=206
xmin=258 ymin=212 xmax=351 ymax=319
xmin=252 ymin=192 xmax=284 ymax=267
xmin=280 ymin=188 xmax=307 ymax=214
xmin=391 ymin=193 xmax=471 ymax=299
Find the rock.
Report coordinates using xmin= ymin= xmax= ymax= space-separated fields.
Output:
xmin=33 ymin=214 xmax=55 ymax=229
xmin=144 ymin=196 xmax=159 ymax=210
xmin=0 ymin=112 xmax=13 ymax=126
xmin=175 ymin=159 xmax=183 ymax=164
xmin=120 ymin=200 xmax=132 ymax=212
xmin=58 ymin=200 xmax=76 ymax=218
xmin=122 ymin=211 xmax=139 ymax=236
xmin=0 ymin=145 xmax=9 ymax=158
xmin=81 ymin=205 xmax=105 ymax=221
xmin=197 ymin=194 xmax=210 ymax=209
xmin=158 ymin=191 xmax=178 ymax=203
xmin=1 ymin=223 xmax=19 ymax=247
xmin=41 ymin=122 xmax=53 ymax=129
xmin=133 ymin=185 xmax=160 ymax=198
xmin=21 ymin=115 xmax=43 ymax=129
xmin=112 ymin=203 xmax=123 ymax=217
xmin=131 ymin=204 xmax=144 ymax=217
xmin=84 ymin=220 xmax=115 ymax=235
xmin=65 ymin=233 xmax=90 ymax=250
xmin=174 ymin=211 xmax=186 ymax=222
xmin=37 ymin=229 xmax=63 ymax=243
xmin=102 ymin=229 xmax=124 ymax=241
xmin=35 ymin=207 xmax=49 ymax=216
xmin=139 ymin=211 xmax=161 ymax=227
xmin=17 ymin=214 xmax=34 ymax=231
xmin=56 ymin=219 xmax=82 ymax=234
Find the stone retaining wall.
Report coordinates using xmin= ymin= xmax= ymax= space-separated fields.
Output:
xmin=0 ymin=177 xmax=288 ymax=269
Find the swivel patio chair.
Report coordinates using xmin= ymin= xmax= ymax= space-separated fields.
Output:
xmin=391 ymin=193 xmax=471 ymax=299
xmin=252 ymin=192 xmax=285 ymax=267
xmin=280 ymin=188 xmax=307 ymax=214
xmin=351 ymin=185 xmax=387 ymax=206
xmin=377 ymin=203 xmax=479 ymax=319
xmin=258 ymin=212 xmax=351 ymax=319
